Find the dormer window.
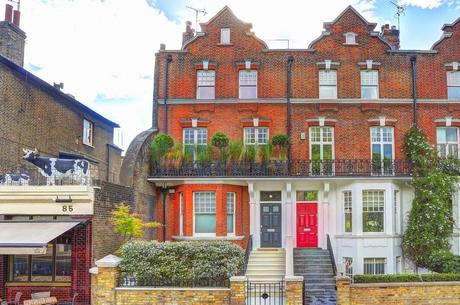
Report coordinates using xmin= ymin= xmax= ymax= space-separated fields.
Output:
xmin=344 ymin=32 xmax=357 ymax=45
xmin=220 ymin=28 xmax=231 ymax=44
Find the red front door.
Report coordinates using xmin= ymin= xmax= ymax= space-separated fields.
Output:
xmin=296 ymin=202 xmax=318 ymax=248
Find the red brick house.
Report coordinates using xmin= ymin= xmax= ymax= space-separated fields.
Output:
xmin=148 ymin=5 xmax=460 ymax=297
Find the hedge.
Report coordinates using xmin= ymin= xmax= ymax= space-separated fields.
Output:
xmin=119 ymin=240 xmax=244 ymax=282
xmin=353 ymin=273 xmax=460 ymax=283
xmin=353 ymin=274 xmax=421 ymax=283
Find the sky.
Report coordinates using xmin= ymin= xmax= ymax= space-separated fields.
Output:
xmin=1 ymin=0 xmax=459 ymax=151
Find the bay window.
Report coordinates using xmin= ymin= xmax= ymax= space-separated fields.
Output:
xmin=239 ymin=70 xmax=257 ymax=99
xmin=244 ymin=127 xmax=268 ymax=146
xmin=436 ymin=127 xmax=459 ymax=158
xmin=364 ymin=258 xmax=386 ymax=275
xmin=194 ymin=192 xmax=216 ymax=236
xmin=183 ymin=128 xmax=207 ymax=160
xmin=310 ymin=126 xmax=334 ymax=175
xmin=343 ymin=191 xmax=352 ymax=233
xmin=319 ymin=70 xmax=337 ymax=99
xmin=361 ymin=70 xmax=379 ymax=99
xmin=227 ymin=192 xmax=235 ymax=235
xmin=447 ymin=71 xmax=460 ymax=100
xmin=362 ymin=190 xmax=385 ymax=233
xmin=371 ymin=126 xmax=394 ymax=175
xmin=197 ymin=70 xmax=215 ymax=99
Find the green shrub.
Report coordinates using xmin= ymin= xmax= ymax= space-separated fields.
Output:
xmin=271 ymin=134 xmax=289 ymax=147
xmin=228 ymin=141 xmax=243 ymax=161
xmin=257 ymin=144 xmax=272 ymax=162
xmin=420 ymin=273 xmax=460 ymax=282
xmin=353 ymin=274 xmax=421 ymax=283
xmin=150 ymin=133 xmax=174 ymax=163
xmin=119 ymin=240 xmax=244 ymax=282
xmin=403 ymin=127 xmax=458 ymax=269
xmin=242 ymin=145 xmax=256 ymax=162
xmin=428 ymin=250 xmax=460 ymax=273
xmin=211 ymin=132 xmax=230 ymax=161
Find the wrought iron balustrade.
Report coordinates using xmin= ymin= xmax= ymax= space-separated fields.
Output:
xmin=151 ymin=159 xmax=413 ymax=178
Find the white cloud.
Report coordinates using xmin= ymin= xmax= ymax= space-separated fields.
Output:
xmin=1 ymin=0 xmax=389 ymax=151
xmin=398 ymin=0 xmax=448 ymax=9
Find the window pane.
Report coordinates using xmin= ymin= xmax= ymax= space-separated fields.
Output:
xmin=31 ymin=244 xmax=53 ymax=282
xmin=437 ymin=128 xmax=446 ymax=143
xmin=319 ymin=86 xmax=337 ymax=99
xmin=323 ymin=144 xmax=333 ymax=160
xmin=343 ymin=191 xmax=352 ymax=233
xmin=227 ymin=215 xmax=234 ymax=233
xmin=296 ymin=191 xmax=318 ymax=201
xmin=372 ymin=144 xmax=381 ymax=160
xmin=197 ymin=70 xmax=215 ymax=100
xmin=221 ymin=28 xmax=230 ymax=44
xmin=11 ymin=255 xmax=29 ymax=281
xmin=361 ymin=86 xmax=378 ymax=99
xmin=361 ymin=71 xmax=379 ymax=86
xmin=364 ymin=258 xmax=386 ymax=275
xmin=363 ymin=190 xmax=385 ymax=232
xmin=197 ymin=86 xmax=215 ymax=99
xmin=448 ymin=87 xmax=460 ymax=100
xmin=227 ymin=192 xmax=235 ymax=234
xmin=239 ymin=70 xmax=257 ymax=86
xmin=447 ymin=71 xmax=460 ymax=86
xmin=257 ymin=128 xmax=268 ymax=144
xmin=319 ymin=70 xmax=337 ymax=85
xmin=240 ymin=87 xmax=257 ymax=99
xmin=260 ymin=191 xmax=282 ymax=201
xmin=447 ymin=127 xmax=458 ymax=142
xmin=311 ymin=144 xmax=321 ymax=160
xmin=196 ymin=128 xmax=208 ymax=145
xmin=195 ymin=192 xmax=216 ymax=234
xmin=383 ymin=144 xmax=392 ymax=159
xmin=55 ymin=242 xmax=71 ymax=282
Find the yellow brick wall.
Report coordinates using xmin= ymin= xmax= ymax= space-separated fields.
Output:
xmin=115 ymin=288 xmax=231 ymax=305
xmin=285 ymin=279 xmax=303 ymax=305
xmin=336 ymin=277 xmax=460 ymax=305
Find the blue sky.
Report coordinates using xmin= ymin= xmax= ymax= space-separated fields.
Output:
xmin=2 ymin=0 xmax=459 ymax=150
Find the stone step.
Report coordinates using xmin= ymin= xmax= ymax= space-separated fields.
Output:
xmin=247 ymin=264 xmax=285 ymax=271
xmin=295 ymin=272 xmax=335 ymax=278
xmin=248 ymin=258 xmax=286 ymax=263
xmin=246 ymin=274 xmax=285 ymax=281
xmin=304 ymin=278 xmax=336 ymax=284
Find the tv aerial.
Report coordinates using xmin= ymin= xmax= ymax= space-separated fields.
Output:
xmin=390 ymin=1 xmax=405 ymax=31
xmin=186 ymin=6 xmax=207 ymax=31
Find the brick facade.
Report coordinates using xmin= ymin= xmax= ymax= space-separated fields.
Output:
xmin=336 ymin=276 xmax=460 ymax=305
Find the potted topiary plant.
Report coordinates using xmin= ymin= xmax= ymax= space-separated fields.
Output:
xmin=150 ymin=133 xmax=174 ymax=167
xmin=211 ymin=132 xmax=230 ymax=162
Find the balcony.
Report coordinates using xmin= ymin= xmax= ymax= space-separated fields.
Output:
xmin=150 ymin=159 xmax=413 ymax=178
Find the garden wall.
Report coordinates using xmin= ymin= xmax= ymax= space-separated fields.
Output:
xmin=336 ymin=276 xmax=460 ymax=305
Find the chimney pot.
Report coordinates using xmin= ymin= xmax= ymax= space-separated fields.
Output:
xmin=12 ymin=10 xmax=20 ymax=27
xmin=160 ymin=43 xmax=166 ymax=51
xmin=4 ymin=4 xmax=13 ymax=22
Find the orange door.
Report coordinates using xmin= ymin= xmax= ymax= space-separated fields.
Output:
xmin=296 ymin=202 xmax=318 ymax=247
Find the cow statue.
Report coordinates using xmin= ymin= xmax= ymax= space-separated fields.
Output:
xmin=22 ymin=148 xmax=90 ymax=186
xmin=0 ymin=172 xmax=30 ymax=186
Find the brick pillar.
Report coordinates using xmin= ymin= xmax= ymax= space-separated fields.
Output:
xmin=285 ymin=276 xmax=304 ymax=305
xmin=72 ymin=222 xmax=92 ymax=304
xmin=91 ymin=255 xmax=121 ymax=305
xmin=336 ymin=276 xmax=351 ymax=305
xmin=230 ymin=276 xmax=246 ymax=305
xmin=216 ymin=185 xmax=227 ymax=236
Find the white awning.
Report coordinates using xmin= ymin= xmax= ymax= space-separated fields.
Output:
xmin=0 ymin=221 xmax=81 ymax=255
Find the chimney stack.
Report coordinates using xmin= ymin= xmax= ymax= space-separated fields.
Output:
xmin=381 ymin=23 xmax=400 ymax=50
xmin=0 ymin=4 xmax=26 ymax=66
xmin=182 ymin=21 xmax=195 ymax=47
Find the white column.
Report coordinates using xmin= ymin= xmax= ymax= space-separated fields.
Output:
xmin=248 ymin=183 xmax=259 ymax=248
xmin=285 ymin=182 xmax=294 ymax=276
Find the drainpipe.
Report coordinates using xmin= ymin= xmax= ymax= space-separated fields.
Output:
xmin=163 ymin=55 xmax=173 ymax=134
xmin=410 ymin=55 xmax=417 ymax=127
xmin=161 ymin=184 xmax=169 ymax=242
xmin=286 ymin=56 xmax=294 ymax=174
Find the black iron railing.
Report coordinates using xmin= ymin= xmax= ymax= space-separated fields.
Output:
xmin=151 ymin=159 xmax=413 ymax=178
xmin=240 ymin=235 xmax=253 ymax=276
xmin=118 ymin=275 xmax=230 ymax=288
xmin=327 ymin=234 xmax=337 ymax=276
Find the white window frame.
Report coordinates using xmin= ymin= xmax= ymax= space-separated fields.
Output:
xmin=436 ymin=127 xmax=459 ymax=158
xmin=361 ymin=70 xmax=379 ymax=99
xmin=343 ymin=191 xmax=352 ymax=234
xmin=364 ymin=258 xmax=386 ymax=275
xmin=244 ymin=127 xmax=269 ymax=146
xmin=183 ymin=127 xmax=208 ymax=160
xmin=309 ymin=126 xmax=334 ymax=160
xmin=394 ymin=190 xmax=401 ymax=235
xmin=83 ymin=119 xmax=94 ymax=146
xmin=220 ymin=28 xmax=231 ymax=44
xmin=239 ymin=70 xmax=257 ymax=99
xmin=197 ymin=70 xmax=215 ymax=100
xmin=193 ymin=191 xmax=216 ymax=237
xmin=344 ymin=32 xmax=357 ymax=45
xmin=370 ymin=127 xmax=394 ymax=175
xmin=226 ymin=192 xmax=236 ymax=236
xmin=447 ymin=71 xmax=460 ymax=100
xmin=362 ymin=190 xmax=385 ymax=233
xmin=319 ymin=70 xmax=337 ymax=99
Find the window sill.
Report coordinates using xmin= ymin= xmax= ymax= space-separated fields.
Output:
xmin=83 ymin=142 xmax=95 ymax=148
xmin=6 ymin=282 xmax=71 ymax=287
xmin=217 ymin=43 xmax=234 ymax=46
xmin=172 ymin=235 xmax=245 ymax=241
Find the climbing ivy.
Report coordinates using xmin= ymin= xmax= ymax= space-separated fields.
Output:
xmin=402 ymin=127 xmax=459 ymax=270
